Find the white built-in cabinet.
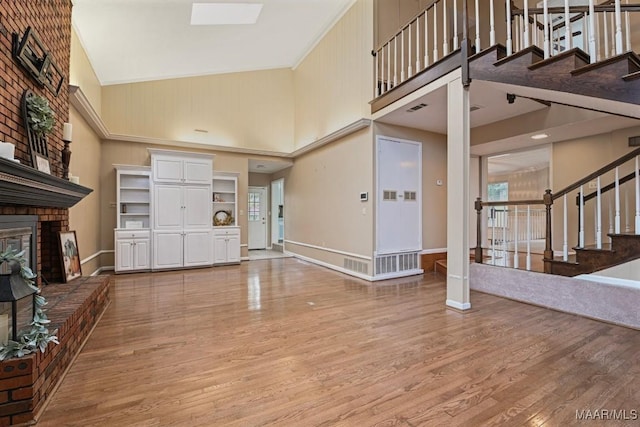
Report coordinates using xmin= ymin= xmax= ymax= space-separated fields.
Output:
xmin=212 ymin=172 xmax=241 ymax=264
xmin=114 ymin=165 xmax=151 ymax=273
xmin=149 ymin=149 xmax=213 ymax=270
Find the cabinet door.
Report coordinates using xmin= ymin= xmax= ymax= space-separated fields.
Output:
xmin=184 ymin=231 xmax=212 ymax=267
xmin=133 ymin=238 xmax=151 ymax=270
xmin=183 ymin=159 xmax=211 ymax=184
xmin=153 ymin=157 xmax=183 ymax=183
xmin=115 ymin=239 xmax=133 ymax=272
xmin=184 ymin=185 xmax=212 ymax=229
xmin=154 ymin=185 xmax=183 ymax=229
xmin=153 ymin=232 xmax=183 ymax=269
xmin=213 ymin=235 xmax=228 ymax=264
xmin=226 ymin=234 xmax=241 ymax=263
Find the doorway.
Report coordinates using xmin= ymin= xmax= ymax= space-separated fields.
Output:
xmin=248 ymin=186 xmax=268 ymax=250
xmin=271 ymin=178 xmax=284 ymax=252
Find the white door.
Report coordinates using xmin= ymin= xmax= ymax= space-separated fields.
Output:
xmin=133 ymin=238 xmax=150 ymax=270
xmin=116 ymin=239 xmax=133 ymax=272
xmin=153 ymin=231 xmax=183 ymax=269
xmin=183 ymin=185 xmax=212 ymax=229
xmin=248 ymin=187 xmax=267 ymax=250
xmin=184 ymin=231 xmax=212 ymax=266
xmin=154 ymin=185 xmax=183 ymax=229
xmin=213 ymin=235 xmax=228 ymax=264
xmin=226 ymin=233 xmax=241 ymax=262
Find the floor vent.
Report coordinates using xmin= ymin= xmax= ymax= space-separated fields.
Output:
xmin=344 ymin=258 xmax=368 ymax=275
xmin=375 ymin=252 xmax=420 ymax=275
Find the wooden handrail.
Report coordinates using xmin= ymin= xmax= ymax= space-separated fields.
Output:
xmin=481 ymin=200 xmax=544 ymax=207
xmin=578 ymin=169 xmax=640 ymax=204
xmin=512 ymin=5 xmax=640 ymax=16
xmin=553 ymin=147 xmax=640 ymax=200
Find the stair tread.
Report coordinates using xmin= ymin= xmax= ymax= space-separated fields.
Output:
xmin=493 ymin=45 xmax=544 ymax=67
xmin=528 ymin=47 xmax=590 ymax=71
xmin=572 ymin=51 xmax=640 ymax=77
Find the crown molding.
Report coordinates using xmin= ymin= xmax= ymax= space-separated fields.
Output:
xmin=290 ymin=118 xmax=371 ymax=158
xmin=69 ymin=85 xmax=109 ymax=138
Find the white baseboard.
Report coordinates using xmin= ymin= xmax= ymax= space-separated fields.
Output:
xmin=421 ymin=248 xmax=447 ymax=255
xmin=446 ymin=299 xmax=472 ymax=310
xmin=90 ymin=265 xmax=114 ymax=276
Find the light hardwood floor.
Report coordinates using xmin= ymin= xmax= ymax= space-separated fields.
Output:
xmin=38 ymin=258 xmax=640 ymax=426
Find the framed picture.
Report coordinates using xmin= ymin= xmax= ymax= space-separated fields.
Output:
xmin=35 ymin=153 xmax=50 ymax=174
xmin=58 ymin=231 xmax=82 ymax=282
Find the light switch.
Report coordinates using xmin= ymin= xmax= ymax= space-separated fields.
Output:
xmin=436 ymin=179 xmax=443 ymax=186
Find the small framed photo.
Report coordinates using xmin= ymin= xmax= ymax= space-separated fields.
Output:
xmin=35 ymin=153 xmax=51 ymax=174
xmin=58 ymin=231 xmax=82 ymax=282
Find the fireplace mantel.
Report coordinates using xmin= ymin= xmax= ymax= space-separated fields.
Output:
xmin=0 ymin=157 xmax=92 ymax=208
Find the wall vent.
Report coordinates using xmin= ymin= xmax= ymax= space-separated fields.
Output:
xmin=375 ymin=252 xmax=420 ymax=275
xmin=406 ymin=102 xmax=427 ymax=112
xmin=344 ymin=258 xmax=368 ymax=275
xmin=404 ymin=191 xmax=417 ymax=201
xmin=383 ymin=190 xmax=397 ymax=201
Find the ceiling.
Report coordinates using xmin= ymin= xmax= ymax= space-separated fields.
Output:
xmin=71 ymin=0 xmax=355 ymax=85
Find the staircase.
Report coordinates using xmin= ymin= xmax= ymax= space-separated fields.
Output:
xmin=469 ymin=44 xmax=640 ymax=107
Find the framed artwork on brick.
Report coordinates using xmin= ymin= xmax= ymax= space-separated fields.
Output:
xmin=58 ymin=231 xmax=82 ymax=283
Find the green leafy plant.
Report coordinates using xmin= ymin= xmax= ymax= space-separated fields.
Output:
xmin=0 ymin=248 xmax=58 ymax=361
xmin=26 ymin=94 xmax=55 ymax=137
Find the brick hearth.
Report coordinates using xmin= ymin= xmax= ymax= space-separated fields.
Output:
xmin=0 ymin=276 xmax=110 ymax=426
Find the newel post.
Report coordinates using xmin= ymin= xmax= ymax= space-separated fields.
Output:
xmin=543 ymin=189 xmax=554 ymax=272
xmin=474 ymin=197 xmax=483 ymax=263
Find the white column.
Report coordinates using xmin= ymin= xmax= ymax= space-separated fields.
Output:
xmin=446 ymin=74 xmax=471 ymax=311
xmin=615 ymin=166 xmax=621 ymax=233
xmin=443 ymin=0 xmax=449 ymax=56
xmin=543 ymin=0 xmax=550 ymax=58
xmin=615 ymin=0 xmax=623 ymax=54
xmin=564 ymin=0 xmax=572 ymax=50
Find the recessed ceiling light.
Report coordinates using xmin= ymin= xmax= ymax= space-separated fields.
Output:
xmin=531 ymin=133 xmax=548 ymax=140
xmin=191 ymin=3 xmax=263 ymax=26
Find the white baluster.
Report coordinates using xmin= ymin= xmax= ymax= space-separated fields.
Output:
xmin=502 ymin=207 xmax=507 ymax=265
xmin=611 ymin=10 xmax=616 ymax=57
xmin=533 ymin=14 xmax=538 ymax=48
xmin=394 ymin=36 xmax=398 ymax=86
xmin=579 ymin=185 xmax=585 ymax=247
xmin=387 ymin=43 xmax=391 ymax=91
xmin=635 ymin=156 xmax=639 ymax=233
xmin=408 ymin=23 xmax=413 ymax=78
xmin=375 ymin=48 xmax=380 ymax=96
xmin=615 ymin=166 xmax=621 ymax=233
xmin=453 ymin=0 xmax=459 ymax=50
xmin=596 ymin=10 xmax=601 ymax=60
xmin=506 ymin=0 xmax=513 ymax=55
xmin=401 ymin=31 xmax=405 ymax=82
xmin=543 ymin=0 xmax=550 ymax=58
xmin=625 ymin=183 xmax=630 ymax=233
xmin=615 ymin=0 xmax=623 ymax=55
xmin=604 ymin=11 xmax=609 ymax=59
xmin=515 ymin=15 xmax=520 ymax=52
xmin=514 ymin=205 xmax=519 ymax=268
xmin=526 ymin=205 xmax=531 ymax=271
xmin=583 ymin=13 xmax=588 ymax=56
xmin=491 ymin=208 xmax=496 ymax=264
xmin=416 ymin=15 xmax=421 ymax=71
xmin=564 ymin=0 xmax=572 ymax=50
xmin=433 ymin=3 xmax=439 ymax=61
xmin=608 ymin=194 xmax=614 ymax=243
xmin=443 ymin=0 xmax=449 ymax=56
xmin=563 ymin=194 xmax=568 ymax=261
xmin=475 ymin=0 xmax=481 ymax=51
xmin=524 ymin=0 xmax=529 ymax=48
xmin=490 ymin=0 xmax=496 ymax=47
xmin=625 ymin=0 xmax=631 ymax=52
xmin=425 ymin=12 xmax=429 ymax=67
xmin=597 ymin=176 xmax=602 ymax=248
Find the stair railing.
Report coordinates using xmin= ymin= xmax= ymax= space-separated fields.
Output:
xmin=475 ymin=147 xmax=640 ymax=272
xmin=474 ymin=199 xmax=546 ymax=271
xmin=373 ymin=0 xmax=640 ymax=98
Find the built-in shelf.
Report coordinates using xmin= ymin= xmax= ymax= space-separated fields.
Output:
xmin=213 ymin=172 xmax=238 ymax=227
xmin=115 ymin=165 xmax=151 ymax=229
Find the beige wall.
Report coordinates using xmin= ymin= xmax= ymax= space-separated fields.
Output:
xmin=282 ymin=127 xmax=374 ymax=269
xmin=69 ymin=28 xmax=102 ymax=115
xmin=488 ymin=167 xmax=549 ymax=201
xmin=68 ymin=107 xmax=103 ymax=275
xmin=101 ymin=69 xmax=295 ymax=153
xmin=373 ymin=123 xmax=448 ymax=250
xmin=551 ymin=125 xmax=640 ymax=249
xmin=293 ymin=0 xmax=374 ymax=150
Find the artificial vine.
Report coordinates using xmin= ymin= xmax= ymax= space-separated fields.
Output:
xmin=0 ymin=248 xmax=58 ymax=361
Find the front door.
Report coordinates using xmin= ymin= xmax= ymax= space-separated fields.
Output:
xmin=248 ymin=187 xmax=267 ymax=249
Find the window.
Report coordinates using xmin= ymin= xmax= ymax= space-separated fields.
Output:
xmin=487 ymin=182 xmax=508 ymax=202
xmin=248 ymin=192 xmax=260 ymax=221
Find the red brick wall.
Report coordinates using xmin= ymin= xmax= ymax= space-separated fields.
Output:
xmin=0 ymin=0 xmax=73 ymax=284
xmin=0 ymin=0 xmax=72 ymax=176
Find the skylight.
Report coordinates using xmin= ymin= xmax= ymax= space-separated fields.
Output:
xmin=190 ymin=3 xmax=263 ymax=26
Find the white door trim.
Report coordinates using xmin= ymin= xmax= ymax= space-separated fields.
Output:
xmin=248 ymin=186 xmax=268 ymax=250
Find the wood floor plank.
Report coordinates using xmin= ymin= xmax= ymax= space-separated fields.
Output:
xmin=36 ymin=258 xmax=640 ymax=426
